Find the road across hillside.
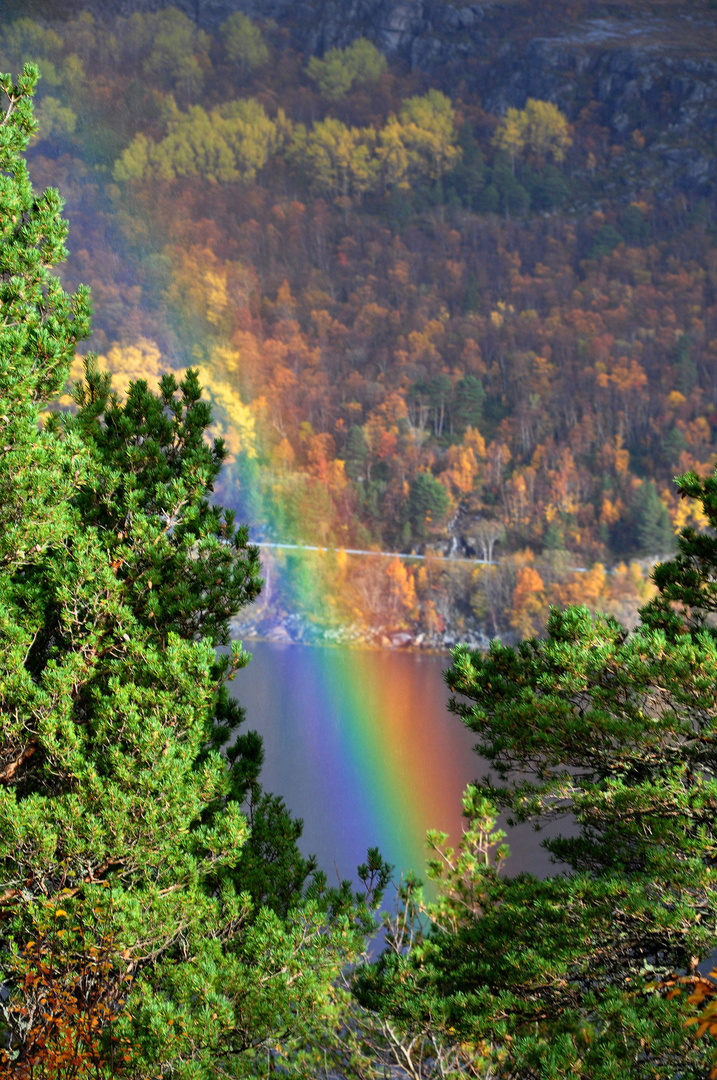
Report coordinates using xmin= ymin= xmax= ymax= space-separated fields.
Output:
xmin=255 ymin=540 xmax=594 ymax=573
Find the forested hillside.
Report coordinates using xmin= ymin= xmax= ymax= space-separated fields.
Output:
xmin=4 ymin=0 xmax=717 ymax=642
xmin=7 ymin=15 xmax=717 ymax=1079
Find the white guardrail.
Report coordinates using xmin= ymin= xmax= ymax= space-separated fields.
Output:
xmin=254 ymin=541 xmax=593 ymax=573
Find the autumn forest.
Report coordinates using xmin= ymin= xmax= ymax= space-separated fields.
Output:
xmin=5 ymin=1 xmax=717 ymax=643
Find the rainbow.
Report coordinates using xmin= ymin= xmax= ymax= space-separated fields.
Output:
xmin=45 ymin=149 xmax=478 ymax=890
xmin=238 ymin=641 xmax=478 ymax=890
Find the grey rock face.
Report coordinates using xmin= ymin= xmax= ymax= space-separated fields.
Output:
xmin=52 ymin=0 xmax=494 ymax=60
xmin=479 ymin=27 xmax=717 ymax=193
xmin=41 ymin=0 xmax=717 ymax=192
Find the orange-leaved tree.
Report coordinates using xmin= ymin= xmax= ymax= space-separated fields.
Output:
xmin=0 ymin=899 xmax=135 ymax=1080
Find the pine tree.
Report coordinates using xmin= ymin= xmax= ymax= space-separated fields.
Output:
xmin=356 ymin=468 xmax=717 ymax=1078
xmin=0 ymin=66 xmax=388 ymax=1078
xmin=0 ymin=63 xmax=90 ymax=570
xmin=345 ymin=424 xmax=368 ymax=481
xmin=408 ymin=471 xmax=450 ymax=541
xmin=451 ymin=374 xmax=485 ymax=435
xmin=631 ymin=480 xmax=674 ymax=556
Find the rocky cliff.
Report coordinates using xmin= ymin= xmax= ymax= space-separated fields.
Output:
xmin=21 ymin=0 xmax=717 ymax=192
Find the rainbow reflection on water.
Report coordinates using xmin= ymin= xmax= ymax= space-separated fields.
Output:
xmin=231 ymin=641 xmax=477 ymax=887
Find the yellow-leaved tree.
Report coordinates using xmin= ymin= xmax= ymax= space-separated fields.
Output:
xmin=493 ymin=99 xmax=571 ymax=172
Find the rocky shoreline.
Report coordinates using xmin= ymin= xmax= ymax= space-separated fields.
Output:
xmin=232 ymin=610 xmax=494 ymax=652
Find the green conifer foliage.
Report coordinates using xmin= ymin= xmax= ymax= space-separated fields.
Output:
xmin=0 ymin=64 xmax=90 ymax=568
xmin=344 ymin=424 xmax=369 ymax=481
xmin=644 ymin=469 xmax=717 ymax=637
xmin=356 ymin=471 xmax=717 ymax=1078
xmin=631 ymin=479 xmax=674 ymax=556
xmin=452 ymin=374 xmax=485 ymax=434
xmin=408 ymin=471 xmax=450 ymax=541
xmin=0 ymin=68 xmax=386 ymax=1078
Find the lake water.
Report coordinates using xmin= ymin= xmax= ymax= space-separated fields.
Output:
xmin=230 ymin=641 xmax=557 ymax=891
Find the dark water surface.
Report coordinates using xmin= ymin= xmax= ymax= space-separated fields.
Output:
xmin=230 ymin=641 xmax=557 ymax=890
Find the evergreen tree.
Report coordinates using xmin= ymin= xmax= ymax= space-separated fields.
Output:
xmin=451 ymin=374 xmax=485 ymax=435
xmin=445 ymin=119 xmax=485 ymax=209
xmin=632 ymin=479 xmax=674 ymax=556
xmin=408 ymin=472 xmax=450 ymax=542
xmin=0 ymin=66 xmax=388 ymax=1078
xmin=590 ymin=223 xmax=624 ymax=259
xmin=0 ymin=63 xmax=90 ymax=570
xmin=675 ymin=334 xmax=698 ymax=395
xmin=462 ymin=271 xmax=480 ymax=314
xmin=644 ymin=469 xmax=717 ymax=637
xmin=356 ymin=468 xmax=717 ymax=1078
xmin=345 ymin=424 xmax=368 ymax=481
